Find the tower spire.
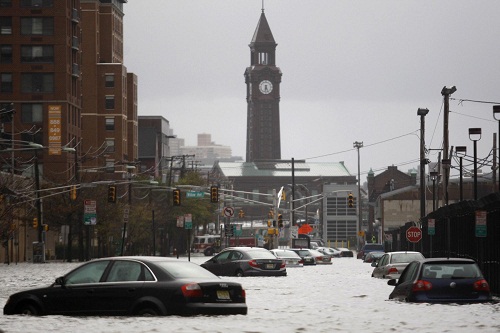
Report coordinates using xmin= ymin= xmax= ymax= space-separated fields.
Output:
xmin=262 ymin=0 xmax=264 ymax=13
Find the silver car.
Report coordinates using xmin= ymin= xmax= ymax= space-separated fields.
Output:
xmin=270 ymin=249 xmax=304 ymax=268
xmin=371 ymin=251 xmax=425 ymax=279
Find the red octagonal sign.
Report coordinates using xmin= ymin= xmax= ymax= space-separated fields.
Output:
xmin=406 ymin=226 xmax=422 ymax=243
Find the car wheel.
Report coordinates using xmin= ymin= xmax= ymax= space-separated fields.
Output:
xmin=17 ymin=302 xmax=39 ymax=316
xmin=235 ymin=269 xmax=244 ymax=277
xmin=135 ymin=305 xmax=160 ymax=316
xmin=204 ymin=247 xmax=214 ymax=256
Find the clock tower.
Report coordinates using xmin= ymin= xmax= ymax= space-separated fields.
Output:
xmin=245 ymin=9 xmax=282 ymax=162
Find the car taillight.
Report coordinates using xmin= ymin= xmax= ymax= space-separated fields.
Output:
xmin=299 ymin=259 xmax=304 ymax=264
xmin=241 ymin=288 xmax=246 ymax=299
xmin=181 ymin=283 xmax=203 ymax=298
xmin=317 ymin=256 xmax=323 ymax=261
xmin=280 ymin=261 xmax=286 ymax=268
xmin=388 ymin=267 xmax=399 ymax=274
xmin=248 ymin=259 xmax=259 ymax=268
xmin=412 ymin=280 xmax=432 ymax=292
xmin=473 ymin=279 xmax=490 ymax=291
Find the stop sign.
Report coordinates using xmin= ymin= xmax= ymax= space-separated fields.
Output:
xmin=406 ymin=226 xmax=422 ymax=243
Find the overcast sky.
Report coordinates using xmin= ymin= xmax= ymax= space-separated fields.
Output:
xmin=123 ymin=1 xmax=500 ymax=181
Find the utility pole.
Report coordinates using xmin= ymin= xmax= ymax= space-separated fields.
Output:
xmin=353 ymin=141 xmax=363 ymax=248
xmin=418 ymin=108 xmax=429 ymax=223
xmin=441 ymin=86 xmax=456 ymax=206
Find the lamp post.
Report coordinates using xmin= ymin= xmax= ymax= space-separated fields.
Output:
xmin=493 ymin=105 xmax=500 ymax=191
xmin=120 ymin=165 xmax=136 ymax=256
xmin=429 ymin=170 xmax=439 ymax=211
xmin=441 ymin=86 xmax=456 ymax=208
xmin=455 ymin=146 xmax=467 ymax=201
xmin=468 ymin=128 xmax=482 ymax=200
xmin=417 ymin=108 xmax=429 ymax=222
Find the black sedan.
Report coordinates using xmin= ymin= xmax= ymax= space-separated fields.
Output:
xmin=201 ymin=247 xmax=287 ymax=277
xmin=3 ymin=256 xmax=247 ymax=316
xmin=388 ymin=258 xmax=492 ymax=303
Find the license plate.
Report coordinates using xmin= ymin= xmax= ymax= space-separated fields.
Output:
xmin=217 ymin=290 xmax=230 ymax=300
xmin=266 ymin=264 xmax=275 ymax=269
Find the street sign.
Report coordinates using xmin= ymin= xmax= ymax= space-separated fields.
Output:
xmin=475 ymin=210 xmax=487 ymax=237
xmin=428 ymin=219 xmax=435 ymax=236
xmin=184 ymin=214 xmax=192 ymax=230
xmin=406 ymin=226 xmax=422 ymax=243
xmin=223 ymin=207 xmax=234 ymax=217
xmin=84 ymin=200 xmax=97 ymax=225
xmin=186 ymin=191 xmax=204 ymax=198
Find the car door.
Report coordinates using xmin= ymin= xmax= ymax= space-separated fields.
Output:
xmin=204 ymin=250 xmax=232 ymax=276
xmin=44 ymin=260 xmax=111 ymax=315
xmin=390 ymin=262 xmax=420 ymax=300
xmin=373 ymin=254 xmax=389 ymax=278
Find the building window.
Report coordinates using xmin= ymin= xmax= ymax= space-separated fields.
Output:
xmin=0 ymin=103 xmax=13 ymax=122
xmin=105 ymin=160 xmax=115 ymax=173
xmin=105 ymin=117 xmax=115 ymax=130
xmin=0 ymin=73 xmax=12 ymax=93
xmin=0 ymin=45 xmax=12 ymax=63
xmin=21 ymin=17 xmax=54 ymax=35
xmin=0 ymin=0 xmax=12 ymax=8
xmin=105 ymin=75 xmax=115 ymax=88
xmin=105 ymin=96 xmax=115 ymax=109
xmin=105 ymin=138 xmax=115 ymax=152
xmin=0 ymin=17 xmax=12 ymax=35
xmin=21 ymin=104 xmax=43 ymax=123
xmin=21 ymin=73 xmax=54 ymax=93
xmin=21 ymin=0 xmax=53 ymax=7
xmin=258 ymin=52 xmax=268 ymax=65
xmin=21 ymin=45 xmax=54 ymax=63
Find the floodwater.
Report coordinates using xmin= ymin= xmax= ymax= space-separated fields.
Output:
xmin=1 ymin=255 xmax=499 ymax=333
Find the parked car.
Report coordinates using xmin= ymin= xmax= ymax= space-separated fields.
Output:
xmin=201 ymin=247 xmax=287 ymax=277
xmin=337 ymin=247 xmax=354 ymax=257
xmin=3 ymin=256 xmax=247 ymax=316
xmin=290 ymin=248 xmax=331 ymax=265
xmin=317 ymin=247 xmax=341 ymax=258
xmin=371 ymin=251 xmax=425 ymax=279
xmin=270 ymin=249 xmax=304 ymax=267
xmin=363 ymin=251 xmax=385 ymax=263
xmin=357 ymin=243 xmax=385 ymax=260
xmin=288 ymin=248 xmax=316 ymax=265
xmin=387 ymin=258 xmax=492 ymax=303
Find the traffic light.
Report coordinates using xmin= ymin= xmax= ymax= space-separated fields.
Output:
xmin=210 ymin=186 xmax=219 ymax=203
xmin=268 ymin=210 xmax=274 ymax=219
xmin=70 ymin=185 xmax=77 ymax=201
xmin=32 ymin=217 xmax=38 ymax=229
xmin=173 ymin=188 xmax=181 ymax=206
xmin=107 ymin=185 xmax=116 ymax=203
xmin=238 ymin=209 xmax=245 ymax=218
xmin=281 ymin=191 xmax=286 ymax=201
xmin=348 ymin=192 xmax=354 ymax=208
xmin=278 ymin=214 xmax=283 ymax=228
xmin=44 ymin=224 xmax=49 ymax=232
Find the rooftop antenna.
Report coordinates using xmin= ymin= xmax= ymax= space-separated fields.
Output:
xmin=262 ymin=0 xmax=264 ymax=12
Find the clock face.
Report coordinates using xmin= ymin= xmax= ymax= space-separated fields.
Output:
xmin=259 ymin=80 xmax=273 ymax=94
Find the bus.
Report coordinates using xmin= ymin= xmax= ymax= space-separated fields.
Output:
xmin=192 ymin=221 xmax=269 ymax=256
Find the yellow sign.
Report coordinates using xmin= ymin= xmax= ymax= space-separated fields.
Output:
xmin=48 ymin=105 xmax=62 ymax=155
xmin=358 ymin=230 xmax=365 ymax=237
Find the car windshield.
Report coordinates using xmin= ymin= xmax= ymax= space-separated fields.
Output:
xmin=247 ymin=250 xmax=277 ymax=259
xmin=391 ymin=253 xmax=424 ymax=263
xmin=422 ymin=262 xmax=482 ymax=279
xmin=364 ymin=245 xmax=384 ymax=251
xmin=157 ymin=261 xmax=219 ymax=279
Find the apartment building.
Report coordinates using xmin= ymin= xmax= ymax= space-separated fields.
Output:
xmin=0 ymin=0 xmax=137 ymax=184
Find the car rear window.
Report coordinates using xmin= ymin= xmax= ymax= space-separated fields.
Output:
xmin=422 ymin=263 xmax=481 ymax=279
xmin=247 ymin=250 xmax=277 ymax=259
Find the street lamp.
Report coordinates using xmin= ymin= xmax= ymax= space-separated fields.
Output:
xmin=429 ymin=170 xmax=439 ymax=211
xmin=493 ymin=105 xmax=500 ymax=191
xmin=455 ymin=146 xmax=467 ymax=201
xmin=120 ymin=165 xmax=136 ymax=256
xmin=468 ymin=128 xmax=482 ymax=200
xmin=417 ymin=108 xmax=429 ymax=222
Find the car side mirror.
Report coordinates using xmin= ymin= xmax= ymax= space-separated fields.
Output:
xmin=55 ymin=276 xmax=65 ymax=287
xmin=371 ymin=262 xmax=377 ymax=267
xmin=387 ymin=279 xmax=397 ymax=286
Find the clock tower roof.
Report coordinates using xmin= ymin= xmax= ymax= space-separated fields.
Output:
xmin=250 ymin=12 xmax=276 ymax=46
